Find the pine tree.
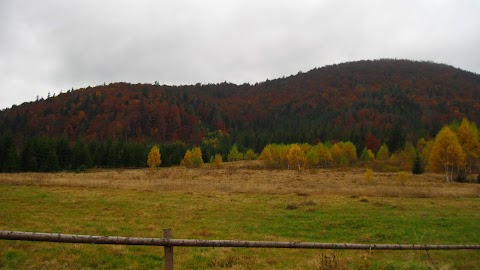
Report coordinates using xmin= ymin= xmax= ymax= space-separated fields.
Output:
xmin=160 ymin=141 xmax=187 ymax=167
xmin=21 ymin=139 xmax=38 ymax=172
xmin=72 ymin=139 xmax=92 ymax=171
xmin=387 ymin=123 xmax=405 ymax=153
xmin=45 ymin=147 xmax=60 ymax=172
xmin=360 ymin=147 xmax=374 ymax=162
xmin=56 ymin=137 xmax=71 ymax=170
xmin=412 ymin=152 xmax=423 ymax=174
xmin=0 ymin=133 xmax=19 ymax=172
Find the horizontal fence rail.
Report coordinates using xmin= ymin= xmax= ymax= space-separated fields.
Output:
xmin=1 ymin=230 xmax=480 ymax=251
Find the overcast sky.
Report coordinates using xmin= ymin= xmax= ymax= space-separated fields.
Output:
xmin=1 ymin=0 xmax=479 ymax=109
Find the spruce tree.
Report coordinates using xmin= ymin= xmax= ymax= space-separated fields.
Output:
xmin=56 ymin=137 xmax=71 ymax=170
xmin=0 ymin=133 xmax=19 ymax=172
xmin=72 ymin=139 xmax=92 ymax=170
xmin=412 ymin=152 xmax=423 ymax=174
xmin=45 ymin=147 xmax=60 ymax=172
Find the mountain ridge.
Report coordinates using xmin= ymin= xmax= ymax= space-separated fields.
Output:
xmin=1 ymin=59 xmax=480 ymax=152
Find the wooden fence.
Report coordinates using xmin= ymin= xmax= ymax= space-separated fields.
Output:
xmin=1 ymin=229 xmax=480 ymax=269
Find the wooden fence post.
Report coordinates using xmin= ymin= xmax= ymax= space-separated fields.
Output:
xmin=163 ymin=229 xmax=174 ymax=270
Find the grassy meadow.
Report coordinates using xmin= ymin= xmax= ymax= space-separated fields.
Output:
xmin=1 ymin=161 xmax=480 ymax=269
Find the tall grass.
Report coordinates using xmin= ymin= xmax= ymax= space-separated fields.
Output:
xmin=1 ymin=161 xmax=479 ymax=198
xmin=1 ymin=163 xmax=480 ymax=268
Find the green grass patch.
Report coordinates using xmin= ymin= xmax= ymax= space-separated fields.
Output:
xmin=0 ymin=184 xmax=479 ymax=269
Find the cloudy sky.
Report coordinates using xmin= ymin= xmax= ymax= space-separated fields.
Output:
xmin=1 ymin=0 xmax=479 ymax=109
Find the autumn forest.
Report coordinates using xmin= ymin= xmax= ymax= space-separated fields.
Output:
xmin=1 ymin=59 xmax=480 ymax=178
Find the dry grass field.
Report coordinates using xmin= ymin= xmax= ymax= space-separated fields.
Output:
xmin=1 ymin=161 xmax=479 ymax=198
xmin=1 ymin=161 xmax=480 ymax=269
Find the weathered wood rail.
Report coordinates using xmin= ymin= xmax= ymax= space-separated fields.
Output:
xmin=1 ymin=229 xmax=479 ymax=269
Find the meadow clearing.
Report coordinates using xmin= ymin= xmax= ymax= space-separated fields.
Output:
xmin=1 ymin=161 xmax=480 ymax=269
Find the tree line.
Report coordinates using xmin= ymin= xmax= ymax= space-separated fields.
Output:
xmin=1 ymin=117 xmax=479 ymax=184
xmin=0 ymin=136 xmax=186 ymax=172
xmin=0 ymin=131 xmax=250 ymax=172
xmin=255 ymin=117 xmax=480 ymax=182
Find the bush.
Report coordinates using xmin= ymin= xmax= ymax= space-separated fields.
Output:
xmin=244 ymin=149 xmax=257 ymax=160
xmin=364 ymin=168 xmax=374 ymax=182
xmin=211 ymin=154 xmax=223 ymax=168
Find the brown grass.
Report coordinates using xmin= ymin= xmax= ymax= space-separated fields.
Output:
xmin=1 ymin=161 xmax=479 ymax=198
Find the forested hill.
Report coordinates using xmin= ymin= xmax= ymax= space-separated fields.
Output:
xmin=1 ymin=59 xmax=480 ymax=152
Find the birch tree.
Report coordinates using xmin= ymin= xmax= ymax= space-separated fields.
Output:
xmin=428 ymin=126 xmax=465 ymax=182
xmin=456 ymin=118 xmax=480 ymax=173
xmin=287 ymin=144 xmax=305 ymax=170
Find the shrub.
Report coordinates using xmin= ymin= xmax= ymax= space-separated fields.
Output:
xmin=213 ymin=154 xmax=223 ymax=168
xmin=364 ymin=168 xmax=374 ymax=182
xmin=244 ymin=149 xmax=257 ymax=160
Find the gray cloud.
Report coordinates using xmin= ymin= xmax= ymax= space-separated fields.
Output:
xmin=1 ymin=0 xmax=479 ymax=109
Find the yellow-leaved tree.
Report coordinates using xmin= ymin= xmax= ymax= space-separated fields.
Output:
xmin=259 ymin=144 xmax=274 ymax=168
xmin=420 ymin=139 xmax=435 ymax=169
xmin=182 ymin=147 xmax=204 ymax=168
xmin=340 ymin=141 xmax=357 ymax=163
xmin=316 ymin=143 xmax=333 ymax=167
xmin=147 ymin=146 xmax=161 ymax=169
xmin=376 ymin=144 xmax=390 ymax=160
xmin=428 ymin=126 xmax=465 ymax=182
xmin=305 ymin=147 xmax=319 ymax=168
xmin=330 ymin=143 xmax=343 ymax=165
xmin=287 ymin=144 xmax=305 ymax=170
xmin=227 ymin=145 xmax=243 ymax=162
xmin=259 ymin=144 xmax=289 ymax=169
xmin=244 ymin=149 xmax=257 ymax=160
xmin=211 ymin=154 xmax=223 ymax=168
xmin=456 ymin=118 xmax=480 ymax=174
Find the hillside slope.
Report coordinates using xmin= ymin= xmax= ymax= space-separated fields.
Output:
xmin=1 ymin=59 xmax=479 ymax=151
